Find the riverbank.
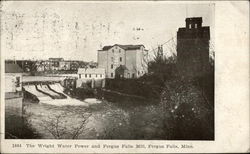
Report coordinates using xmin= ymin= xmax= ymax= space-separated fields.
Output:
xmin=104 ymin=78 xmax=162 ymax=100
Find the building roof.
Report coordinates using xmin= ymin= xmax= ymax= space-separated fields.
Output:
xmin=5 ymin=63 xmax=23 ymax=73
xmin=78 ymin=68 xmax=105 ymax=74
xmin=49 ymin=58 xmax=64 ymax=61
xmin=102 ymin=46 xmax=113 ymax=50
xmin=185 ymin=17 xmax=202 ymax=22
xmin=99 ymin=44 xmax=145 ymax=51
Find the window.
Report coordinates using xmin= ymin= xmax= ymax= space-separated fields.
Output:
xmin=96 ymin=74 xmax=98 ymax=78
xmin=89 ymin=74 xmax=91 ymax=78
xmin=79 ymin=74 xmax=81 ymax=79
xmin=195 ymin=24 xmax=197 ymax=28
xmin=138 ymin=71 xmax=140 ymax=75
xmin=120 ymin=57 xmax=122 ymax=62
xmin=119 ymin=49 xmax=121 ymax=53
xmin=127 ymin=73 xmax=130 ymax=78
xmin=189 ymin=24 xmax=191 ymax=29
xmin=112 ymin=49 xmax=114 ymax=53
xmin=85 ymin=74 xmax=87 ymax=78
xmin=111 ymin=73 xmax=113 ymax=77
xmin=100 ymin=74 xmax=102 ymax=78
xmin=111 ymin=57 xmax=114 ymax=61
xmin=111 ymin=64 xmax=113 ymax=69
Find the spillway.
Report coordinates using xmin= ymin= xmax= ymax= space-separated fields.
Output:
xmin=37 ymin=84 xmax=62 ymax=99
xmin=23 ymin=83 xmax=93 ymax=106
xmin=49 ymin=83 xmax=70 ymax=98
xmin=23 ymin=85 xmax=52 ymax=101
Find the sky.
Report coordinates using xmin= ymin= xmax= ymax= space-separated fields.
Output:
xmin=1 ymin=1 xmax=214 ymax=61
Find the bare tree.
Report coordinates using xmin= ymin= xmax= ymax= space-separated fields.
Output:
xmin=40 ymin=111 xmax=91 ymax=139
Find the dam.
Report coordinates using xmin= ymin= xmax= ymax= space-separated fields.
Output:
xmin=22 ymin=76 xmax=89 ymax=106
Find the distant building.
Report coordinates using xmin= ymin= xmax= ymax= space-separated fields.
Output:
xmin=88 ymin=61 xmax=98 ymax=68
xmin=59 ymin=61 xmax=71 ymax=70
xmin=70 ymin=61 xmax=79 ymax=71
xmin=98 ymin=44 xmax=148 ymax=78
xmin=177 ymin=17 xmax=210 ymax=77
xmin=49 ymin=58 xmax=64 ymax=70
xmin=36 ymin=60 xmax=49 ymax=72
xmin=77 ymin=68 xmax=105 ymax=88
xmin=48 ymin=58 xmax=64 ymax=61
xmin=77 ymin=68 xmax=105 ymax=80
xmin=5 ymin=59 xmax=91 ymax=73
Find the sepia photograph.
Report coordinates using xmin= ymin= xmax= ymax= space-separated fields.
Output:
xmin=1 ymin=1 xmax=216 ymax=141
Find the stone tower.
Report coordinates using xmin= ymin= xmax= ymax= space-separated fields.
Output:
xmin=177 ymin=17 xmax=210 ymax=77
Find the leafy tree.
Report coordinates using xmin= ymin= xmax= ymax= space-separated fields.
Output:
xmin=147 ymin=45 xmax=177 ymax=86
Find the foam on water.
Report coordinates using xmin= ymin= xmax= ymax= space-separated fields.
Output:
xmin=40 ymin=98 xmax=103 ymax=106
xmin=40 ymin=98 xmax=89 ymax=106
xmin=84 ymin=98 xmax=102 ymax=104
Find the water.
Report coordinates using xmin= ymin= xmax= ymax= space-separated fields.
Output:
xmin=40 ymin=98 xmax=101 ymax=106
xmin=23 ymin=97 xmax=164 ymax=139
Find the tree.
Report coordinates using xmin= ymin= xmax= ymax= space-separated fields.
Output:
xmin=147 ymin=45 xmax=177 ymax=85
xmin=40 ymin=111 xmax=91 ymax=139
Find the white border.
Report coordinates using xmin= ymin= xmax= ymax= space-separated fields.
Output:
xmin=1 ymin=1 xmax=249 ymax=153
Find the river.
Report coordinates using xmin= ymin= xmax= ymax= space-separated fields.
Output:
xmin=23 ymin=94 xmax=165 ymax=139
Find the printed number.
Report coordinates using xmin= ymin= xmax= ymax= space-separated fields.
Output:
xmin=12 ymin=144 xmax=22 ymax=148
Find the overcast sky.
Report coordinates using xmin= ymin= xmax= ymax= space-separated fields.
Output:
xmin=1 ymin=1 xmax=214 ymax=61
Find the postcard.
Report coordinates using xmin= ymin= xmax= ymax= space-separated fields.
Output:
xmin=1 ymin=1 xmax=249 ymax=153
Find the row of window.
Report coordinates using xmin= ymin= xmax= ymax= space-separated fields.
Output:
xmin=189 ymin=23 xmax=198 ymax=29
xmin=79 ymin=74 xmax=103 ymax=78
xmin=110 ymin=71 xmax=145 ymax=78
xmin=111 ymin=57 xmax=122 ymax=62
xmin=112 ymin=49 xmax=122 ymax=53
xmin=110 ymin=73 xmax=135 ymax=78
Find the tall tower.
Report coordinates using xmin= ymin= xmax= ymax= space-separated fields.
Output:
xmin=177 ymin=17 xmax=210 ymax=77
